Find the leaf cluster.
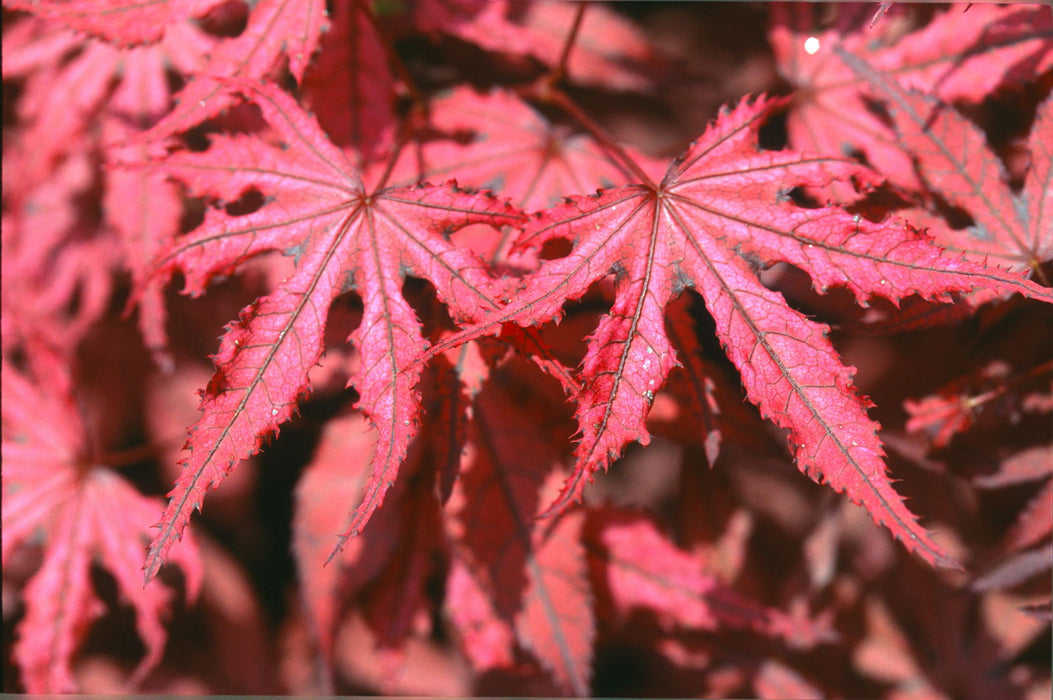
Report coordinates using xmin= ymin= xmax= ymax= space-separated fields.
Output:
xmin=3 ymin=1 xmax=1051 ymax=695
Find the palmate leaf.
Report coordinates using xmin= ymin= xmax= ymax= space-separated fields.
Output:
xmin=770 ymin=3 xmax=1052 ymax=195
xmin=587 ymin=509 xmax=834 ymax=648
xmin=447 ymin=375 xmax=593 ymax=695
xmin=140 ymin=0 xmax=328 ymax=140
xmin=406 ymin=86 xmax=648 ymax=212
xmin=291 ymin=412 xmax=375 ymax=683
xmin=411 ymin=0 xmax=657 ymax=92
xmin=444 ymin=366 xmax=593 ymax=694
xmin=300 ymin=0 xmax=396 ymax=161
xmin=432 ymin=95 xmax=1053 ymax=569
xmin=837 ymin=49 xmax=1053 ymax=283
xmin=2 ymin=13 xmax=213 ymax=360
xmin=1 ymin=353 xmax=201 ymax=693
xmin=1 ymin=0 xmax=223 ymax=46
xmin=143 ymin=81 xmax=524 ymax=580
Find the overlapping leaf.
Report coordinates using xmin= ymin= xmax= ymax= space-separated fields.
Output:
xmin=770 ymin=4 xmax=1053 ymax=194
xmin=292 ymin=412 xmax=376 ymax=682
xmin=2 ymin=0 xmax=222 ymax=46
xmin=143 ymin=81 xmax=524 ymax=579
xmin=2 ymin=14 xmax=211 ymax=358
xmin=837 ymin=50 xmax=1052 ymax=284
xmin=141 ymin=0 xmax=328 ymax=139
xmin=587 ymin=509 xmax=834 ymax=648
xmin=406 ymin=87 xmax=646 ymax=211
xmin=447 ymin=377 xmax=593 ymax=695
xmin=1 ymin=354 xmax=201 ymax=693
xmin=412 ymin=0 xmax=657 ymax=91
xmin=301 ymin=0 xmax=396 ymax=161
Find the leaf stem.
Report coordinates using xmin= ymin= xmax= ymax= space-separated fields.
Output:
xmin=549 ymin=2 xmax=588 ymax=90
xmin=354 ymin=0 xmax=422 ymax=192
xmin=97 ymin=435 xmax=184 ymax=469
xmin=543 ymin=87 xmax=657 ymax=189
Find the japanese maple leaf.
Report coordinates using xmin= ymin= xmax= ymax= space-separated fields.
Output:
xmin=586 ymin=509 xmax=834 ymax=649
xmin=647 ymin=296 xmax=722 ymax=465
xmin=2 ymin=15 xmax=211 ymax=359
xmin=1 ymin=149 xmax=115 ymax=355
xmin=411 ymin=0 xmax=656 ymax=91
xmin=904 ymin=360 xmax=1052 ymax=449
xmin=1 ymin=354 xmax=201 ymax=694
xmin=447 ymin=375 xmax=593 ymax=695
xmin=770 ymin=4 xmax=1053 ymax=194
xmin=405 ymin=87 xmax=649 ymax=212
xmin=837 ymin=50 xmax=1052 ymax=285
xmin=432 ymin=95 xmax=1053 ymax=569
xmin=141 ymin=0 xmax=328 ymax=139
xmin=856 ymin=561 xmax=1048 ymax=700
xmin=292 ymin=412 xmax=377 ymax=685
xmin=970 ymin=444 xmax=1053 ymax=596
xmin=294 ymin=403 xmax=447 ymax=689
xmin=143 ymin=81 xmax=524 ymax=580
xmin=104 ymin=45 xmax=193 ymax=366
xmin=300 ymin=0 xmax=396 ymax=161
xmin=2 ymin=13 xmax=211 ymax=187
xmin=1 ymin=0 xmax=223 ymax=46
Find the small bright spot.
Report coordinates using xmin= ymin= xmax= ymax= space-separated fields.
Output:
xmin=804 ymin=36 xmax=821 ymax=55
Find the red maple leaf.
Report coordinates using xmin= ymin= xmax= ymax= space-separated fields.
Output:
xmin=770 ymin=4 xmax=1052 ymax=194
xmin=407 ymin=87 xmax=642 ymax=211
xmin=904 ymin=360 xmax=1052 ymax=450
xmin=412 ymin=0 xmax=657 ymax=91
xmin=1 ymin=149 xmax=115 ymax=355
xmin=300 ymin=0 xmax=397 ymax=161
xmin=446 ymin=374 xmax=593 ymax=695
xmin=1 ymin=351 xmax=201 ymax=693
xmin=142 ymin=81 xmax=524 ymax=580
xmin=2 ymin=13 xmax=212 ymax=360
xmin=587 ymin=509 xmax=835 ymax=648
xmin=6 ymin=3 xmax=1053 ymax=696
xmin=837 ymin=50 xmax=1052 ymax=285
xmin=291 ymin=412 xmax=377 ymax=684
xmin=429 ymin=95 xmax=1053 ymax=569
xmin=970 ymin=444 xmax=1053 ymax=596
xmin=1 ymin=0 xmax=223 ymax=46
xmin=141 ymin=0 xmax=328 ymax=140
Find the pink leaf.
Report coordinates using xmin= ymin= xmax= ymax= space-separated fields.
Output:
xmin=2 ymin=357 xmax=200 ymax=693
xmin=433 ymin=96 xmax=1053 ymax=568
xmin=144 ymin=81 xmax=524 ymax=579
xmin=141 ymin=0 xmax=328 ymax=139
xmin=447 ymin=378 xmax=593 ymax=694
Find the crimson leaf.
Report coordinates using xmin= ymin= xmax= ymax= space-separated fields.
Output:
xmin=2 ymin=353 xmax=201 ymax=693
xmin=432 ymin=95 xmax=1053 ymax=569
xmin=143 ymin=81 xmax=524 ymax=580
xmin=771 ymin=4 xmax=1052 ymax=194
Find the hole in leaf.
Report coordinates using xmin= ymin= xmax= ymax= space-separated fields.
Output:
xmin=860 ymin=94 xmax=893 ymax=127
xmin=928 ymin=194 xmax=975 ymax=232
xmin=178 ymin=197 xmax=206 ymax=233
xmin=846 ymin=187 xmax=913 ymax=222
xmin=539 ymin=237 xmax=573 ymax=261
xmin=777 ymin=185 xmax=818 ymax=208
xmin=757 ymin=108 xmax=788 ymax=151
xmin=224 ymin=188 xmax=266 ymax=217
xmin=196 ymin=1 xmax=249 ymax=38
